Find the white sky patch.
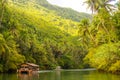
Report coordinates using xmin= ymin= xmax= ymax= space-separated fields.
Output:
xmin=47 ymin=0 xmax=91 ymax=13
xmin=47 ymin=0 xmax=118 ymax=14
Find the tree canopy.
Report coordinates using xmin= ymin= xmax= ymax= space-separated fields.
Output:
xmin=81 ymin=0 xmax=120 ymax=73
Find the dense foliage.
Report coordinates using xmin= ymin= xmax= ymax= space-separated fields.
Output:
xmin=0 ymin=0 xmax=87 ymax=72
xmin=80 ymin=0 xmax=120 ymax=73
xmin=0 ymin=0 xmax=120 ymax=74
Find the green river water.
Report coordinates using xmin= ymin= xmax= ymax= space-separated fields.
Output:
xmin=0 ymin=69 xmax=120 ymax=80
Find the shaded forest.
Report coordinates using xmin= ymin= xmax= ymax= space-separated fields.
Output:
xmin=0 ymin=0 xmax=120 ymax=74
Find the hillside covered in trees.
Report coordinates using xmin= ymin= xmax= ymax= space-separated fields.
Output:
xmin=37 ymin=0 xmax=92 ymax=22
xmin=0 ymin=0 xmax=89 ymax=72
xmin=0 ymin=0 xmax=120 ymax=74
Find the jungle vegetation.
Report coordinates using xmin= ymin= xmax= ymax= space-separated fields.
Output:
xmin=0 ymin=0 xmax=120 ymax=74
xmin=82 ymin=0 xmax=120 ymax=73
xmin=0 ymin=0 xmax=88 ymax=72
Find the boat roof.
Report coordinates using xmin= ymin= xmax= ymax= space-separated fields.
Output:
xmin=21 ymin=63 xmax=39 ymax=67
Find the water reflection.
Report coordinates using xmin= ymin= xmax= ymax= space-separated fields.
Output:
xmin=17 ymin=73 xmax=39 ymax=80
xmin=0 ymin=69 xmax=120 ymax=80
xmin=0 ymin=73 xmax=18 ymax=80
xmin=55 ymin=70 xmax=61 ymax=80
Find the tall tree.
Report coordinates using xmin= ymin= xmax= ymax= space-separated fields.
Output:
xmin=78 ymin=19 xmax=95 ymax=48
xmin=84 ymin=0 xmax=98 ymax=13
xmin=84 ymin=0 xmax=115 ymax=13
xmin=116 ymin=0 xmax=120 ymax=10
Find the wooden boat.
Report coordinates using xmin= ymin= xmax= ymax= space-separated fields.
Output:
xmin=17 ymin=63 xmax=39 ymax=74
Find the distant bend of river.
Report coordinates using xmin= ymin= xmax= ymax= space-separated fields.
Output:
xmin=0 ymin=69 xmax=120 ymax=80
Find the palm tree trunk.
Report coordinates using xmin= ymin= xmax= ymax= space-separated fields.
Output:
xmin=86 ymin=27 xmax=96 ymax=45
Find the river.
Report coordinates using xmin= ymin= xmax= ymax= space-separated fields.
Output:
xmin=0 ymin=69 xmax=120 ymax=80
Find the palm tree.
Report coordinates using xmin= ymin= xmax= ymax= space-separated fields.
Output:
xmin=84 ymin=0 xmax=98 ymax=13
xmin=98 ymin=0 xmax=115 ymax=12
xmin=78 ymin=19 xmax=95 ymax=48
xmin=116 ymin=0 xmax=120 ymax=10
xmin=84 ymin=0 xmax=115 ymax=13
